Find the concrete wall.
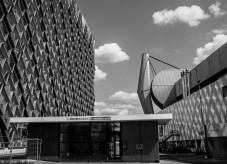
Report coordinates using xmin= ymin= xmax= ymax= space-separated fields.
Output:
xmin=121 ymin=121 xmax=159 ymax=163
xmin=208 ymin=137 xmax=227 ymax=159
xmin=27 ymin=121 xmax=160 ymax=162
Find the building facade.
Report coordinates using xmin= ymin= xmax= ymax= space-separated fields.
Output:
xmin=0 ymin=0 xmax=95 ymax=144
xmin=10 ymin=114 xmax=172 ymax=162
xmin=138 ymin=43 xmax=227 ymax=158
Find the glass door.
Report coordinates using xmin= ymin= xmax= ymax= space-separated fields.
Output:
xmin=107 ymin=132 xmax=120 ymax=159
xmin=59 ymin=123 xmax=90 ymax=162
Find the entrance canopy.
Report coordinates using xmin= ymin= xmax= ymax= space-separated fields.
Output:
xmin=10 ymin=114 xmax=172 ymax=125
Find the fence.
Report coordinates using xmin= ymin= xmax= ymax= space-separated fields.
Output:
xmin=26 ymin=138 xmax=42 ymax=160
xmin=0 ymin=137 xmax=42 ymax=163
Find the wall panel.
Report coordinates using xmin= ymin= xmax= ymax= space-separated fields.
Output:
xmin=189 ymin=68 xmax=197 ymax=89
xmin=209 ymin=51 xmax=221 ymax=77
xmin=219 ymin=43 xmax=227 ymax=70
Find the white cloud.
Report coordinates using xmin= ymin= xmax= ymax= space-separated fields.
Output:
xmin=153 ymin=5 xmax=210 ymax=27
xmin=95 ymin=65 xmax=107 ymax=81
xmin=94 ymin=91 xmax=144 ymax=115
xmin=95 ymin=43 xmax=129 ymax=63
xmin=193 ymin=34 xmax=227 ymax=65
xmin=207 ymin=25 xmax=227 ymax=35
xmin=210 ymin=25 xmax=227 ymax=35
xmin=94 ymin=101 xmax=143 ymax=115
xmin=211 ymin=28 xmax=227 ymax=34
xmin=94 ymin=101 xmax=107 ymax=107
xmin=108 ymin=91 xmax=140 ymax=105
xmin=209 ymin=2 xmax=226 ymax=17
xmin=95 ymin=108 xmax=130 ymax=115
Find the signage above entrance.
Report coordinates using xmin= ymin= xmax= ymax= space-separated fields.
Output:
xmin=91 ymin=117 xmax=111 ymax=120
xmin=66 ymin=116 xmax=111 ymax=121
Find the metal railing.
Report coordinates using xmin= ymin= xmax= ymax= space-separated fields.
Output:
xmin=0 ymin=137 xmax=42 ymax=163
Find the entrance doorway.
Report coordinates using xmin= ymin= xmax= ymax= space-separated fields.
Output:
xmin=107 ymin=132 xmax=120 ymax=159
xmin=59 ymin=122 xmax=121 ymax=162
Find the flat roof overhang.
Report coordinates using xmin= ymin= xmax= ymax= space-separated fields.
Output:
xmin=10 ymin=114 xmax=172 ymax=125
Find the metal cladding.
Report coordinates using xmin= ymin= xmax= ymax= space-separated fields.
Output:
xmin=138 ymin=53 xmax=182 ymax=113
xmin=138 ymin=53 xmax=182 ymax=112
xmin=138 ymin=42 xmax=227 ymax=114
xmin=151 ymin=69 xmax=182 ymax=109
xmin=175 ymin=42 xmax=227 ymax=99
xmin=0 ymin=0 xmax=95 ymax=141
xmin=137 ymin=53 xmax=154 ymax=114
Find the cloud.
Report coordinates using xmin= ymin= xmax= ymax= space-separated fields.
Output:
xmin=108 ymin=91 xmax=140 ymax=105
xmin=193 ymin=34 xmax=227 ymax=65
xmin=94 ymin=91 xmax=143 ymax=115
xmin=94 ymin=65 xmax=107 ymax=81
xmin=207 ymin=25 xmax=227 ymax=35
xmin=95 ymin=101 xmax=143 ymax=115
xmin=211 ymin=28 xmax=227 ymax=34
xmin=209 ymin=2 xmax=226 ymax=17
xmin=94 ymin=101 xmax=107 ymax=107
xmin=153 ymin=5 xmax=210 ymax=27
xmin=210 ymin=25 xmax=227 ymax=35
xmin=95 ymin=43 xmax=129 ymax=63
xmin=95 ymin=108 xmax=130 ymax=115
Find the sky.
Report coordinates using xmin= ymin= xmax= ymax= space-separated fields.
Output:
xmin=75 ymin=0 xmax=227 ymax=115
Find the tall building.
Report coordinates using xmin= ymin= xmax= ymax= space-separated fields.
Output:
xmin=138 ymin=43 xmax=227 ymax=159
xmin=0 ymin=0 xmax=95 ymax=144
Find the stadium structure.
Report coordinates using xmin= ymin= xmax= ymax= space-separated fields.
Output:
xmin=0 ymin=0 xmax=95 ymax=145
xmin=138 ymin=43 xmax=227 ymax=159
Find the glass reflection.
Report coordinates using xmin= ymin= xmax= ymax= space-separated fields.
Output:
xmin=91 ymin=123 xmax=106 ymax=132
xmin=91 ymin=133 xmax=106 ymax=142
xmin=61 ymin=123 xmax=89 ymax=132
xmin=107 ymin=123 xmax=120 ymax=132
xmin=59 ymin=122 xmax=121 ymax=161
xmin=60 ymin=133 xmax=89 ymax=142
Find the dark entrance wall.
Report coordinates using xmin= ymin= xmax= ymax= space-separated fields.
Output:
xmin=208 ymin=136 xmax=227 ymax=159
xmin=27 ymin=121 xmax=159 ymax=162
xmin=121 ymin=121 xmax=159 ymax=163
xmin=27 ymin=123 xmax=60 ymax=161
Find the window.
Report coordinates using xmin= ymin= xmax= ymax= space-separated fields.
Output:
xmin=223 ymin=85 xmax=227 ymax=98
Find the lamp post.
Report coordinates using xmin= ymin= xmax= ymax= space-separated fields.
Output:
xmin=175 ymin=123 xmax=179 ymax=148
xmin=198 ymin=81 xmax=209 ymax=158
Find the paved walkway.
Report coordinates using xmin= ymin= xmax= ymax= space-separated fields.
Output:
xmin=160 ymin=153 xmax=227 ymax=164
xmin=3 ymin=153 xmax=227 ymax=164
xmin=28 ymin=154 xmax=227 ymax=164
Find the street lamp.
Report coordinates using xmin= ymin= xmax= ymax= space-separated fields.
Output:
xmin=175 ymin=123 xmax=181 ymax=147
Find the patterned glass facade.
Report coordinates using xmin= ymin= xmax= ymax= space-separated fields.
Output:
xmin=159 ymin=73 xmax=227 ymax=158
xmin=157 ymin=43 xmax=227 ymax=158
xmin=0 ymin=0 xmax=95 ymax=143
xmin=138 ymin=42 xmax=227 ymax=158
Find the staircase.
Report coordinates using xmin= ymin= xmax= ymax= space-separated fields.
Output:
xmin=163 ymin=130 xmax=180 ymax=143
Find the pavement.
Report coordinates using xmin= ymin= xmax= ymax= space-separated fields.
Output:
xmin=2 ymin=153 xmax=227 ymax=164
xmin=160 ymin=153 xmax=227 ymax=164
